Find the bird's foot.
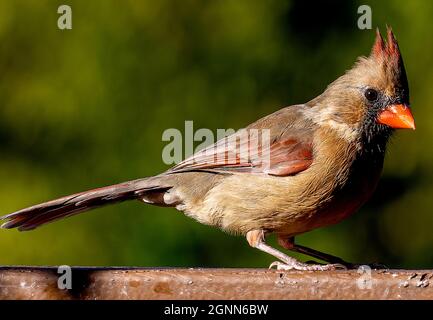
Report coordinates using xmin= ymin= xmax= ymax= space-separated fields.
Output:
xmin=269 ymin=260 xmax=347 ymax=271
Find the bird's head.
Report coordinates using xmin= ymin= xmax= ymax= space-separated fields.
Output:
xmin=311 ymin=27 xmax=415 ymax=149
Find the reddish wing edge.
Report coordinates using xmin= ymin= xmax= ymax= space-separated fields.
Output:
xmin=168 ymin=129 xmax=313 ymax=177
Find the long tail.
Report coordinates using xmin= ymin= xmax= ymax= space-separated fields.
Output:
xmin=0 ymin=178 xmax=162 ymax=231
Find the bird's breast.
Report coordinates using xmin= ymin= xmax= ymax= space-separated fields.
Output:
xmin=276 ymin=144 xmax=385 ymax=236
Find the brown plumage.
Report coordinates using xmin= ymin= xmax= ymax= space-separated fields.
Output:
xmin=0 ymin=28 xmax=415 ymax=270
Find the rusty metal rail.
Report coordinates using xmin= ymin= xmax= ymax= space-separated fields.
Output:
xmin=0 ymin=267 xmax=432 ymax=299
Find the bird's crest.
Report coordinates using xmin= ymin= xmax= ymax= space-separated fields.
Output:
xmin=371 ymin=27 xmax=401 ymax=62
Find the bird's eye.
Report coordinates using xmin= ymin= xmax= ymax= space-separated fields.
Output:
xmin=364 ymin=88 xmax=378 ymax=102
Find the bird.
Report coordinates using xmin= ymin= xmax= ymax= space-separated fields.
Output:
xmin=0 ymin=28 xmax=415 ymax=270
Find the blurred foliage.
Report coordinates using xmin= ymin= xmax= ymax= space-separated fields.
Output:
xmin=0 ymin=0 xmax=432 ymax=268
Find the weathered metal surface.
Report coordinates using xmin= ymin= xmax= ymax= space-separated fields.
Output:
xmin=0 ymin=267 xmax=432 ymax=300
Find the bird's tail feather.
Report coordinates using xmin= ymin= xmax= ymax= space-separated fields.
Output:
xmin=0 ymin=178 xmax=160 ymax=231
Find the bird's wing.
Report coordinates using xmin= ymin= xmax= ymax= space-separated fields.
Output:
xmin=167 ymin=105 xmax=314 ymax=176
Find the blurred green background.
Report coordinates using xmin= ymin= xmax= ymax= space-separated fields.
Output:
xmin=0 ymin=0 xmax=432 ymax=268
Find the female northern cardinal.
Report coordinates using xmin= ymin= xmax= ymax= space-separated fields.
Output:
xmin=1 ymin=28 xmax=415 ymax=270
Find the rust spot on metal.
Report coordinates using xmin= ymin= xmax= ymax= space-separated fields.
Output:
xmin=153 ymin=282 xmax=172 ymax=295
xmin=129 ymin=280 xmax=140 ymax=288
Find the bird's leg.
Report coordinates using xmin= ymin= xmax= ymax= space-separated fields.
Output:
xmin=277 ymin=236 xmax=353 ymax=267
xmin=246 ymin=230 xmax=346 ymax=271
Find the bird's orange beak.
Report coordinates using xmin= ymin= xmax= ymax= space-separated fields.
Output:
xmin=377 ymin=104 xmax=415 ymax=129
